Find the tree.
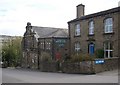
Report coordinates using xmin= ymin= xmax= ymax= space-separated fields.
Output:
xmin=2 ymin=36 xmax=22 ymax=67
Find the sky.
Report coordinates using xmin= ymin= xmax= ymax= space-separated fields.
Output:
xmin=0 ymin=0 xmax=119 ymax=36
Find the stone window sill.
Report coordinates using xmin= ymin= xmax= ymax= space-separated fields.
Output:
xmin=88 ymin=34 xmax=95 ymax=36
xmin=103 ymin=32 xmax=114 ymax=35
xmin=74 ymin=35 xmax=81 ymax=37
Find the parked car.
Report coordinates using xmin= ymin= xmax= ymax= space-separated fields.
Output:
xmin=1 ymin=61 xmax=7 ymax=68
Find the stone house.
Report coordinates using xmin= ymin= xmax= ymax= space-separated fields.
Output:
xmin=21 ymin=22 xmax=69 ymax=69
xmin=68 ymin=4 xmax=120 ymax=58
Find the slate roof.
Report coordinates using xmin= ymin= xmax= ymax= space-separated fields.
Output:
xmin=68 ymin=6 xmax=120 ymax=23
xmin=31 ymin=26 xmax=68 ymax=38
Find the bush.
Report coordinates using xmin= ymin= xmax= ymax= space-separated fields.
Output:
xmin=70 ymin=53 xmax=95 ymax=62
xmin=95 ymin=49 xmax=104 ymax=58
xmin=82 ymin=54 xmax=95 ymax=61
xmin=40 ymin=52 xmax=52 ymax=62
xmin=70 ymin=54 xmax=82 ymax=62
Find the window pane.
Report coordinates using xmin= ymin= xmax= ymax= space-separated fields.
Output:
xmin=75 ymin=42 xmax=80 ymax=52
xmin=75 ymin=24 xmax=80 ymax=36
xmin=89 ymin=21 xmax=94 ymax=35
xmin=110 ymin=51 xmax=113 ymax=57
xmin=110 ymin=26 xmax=113 ymax=32
xmin=104 ymin=42 xmax=113 ymax=58
xmin=40 ymin=42 xmax=44 ymax=49
xmin=105 ymin=51 xmax=108 ymax=58
xmin=110 ymin=43 xmax=113 ymax=50
xmin=104 ymin=18 xmax=113 ymax=33
xmin=105 ymin=42 xmax=108 ymax=49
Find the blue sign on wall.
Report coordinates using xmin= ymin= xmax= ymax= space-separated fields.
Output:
xmin=95 ymin=60 xmax=105 ymax=64
xmin=55 ymin=39 xmax=66 ymax=43
xmin=55 ymin=39 xmax=66 ymax=47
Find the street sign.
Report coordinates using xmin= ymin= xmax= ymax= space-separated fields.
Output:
xmin=95 ymin=59 xmax=105 ymax=64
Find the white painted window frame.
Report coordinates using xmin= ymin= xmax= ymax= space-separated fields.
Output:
xmin=75 ymin=24 xmax=80 ymax=36
xmin=75 ymin=42 xmax=80 ymax=52
xmin=89 ymin=21 xmax=94 ymax=35
xmin=104 ymin=18 xmax=113 ymax=33
xmin=104 ymin=42 xmax=113 ymax=58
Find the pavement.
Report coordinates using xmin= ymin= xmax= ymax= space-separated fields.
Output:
xmin=1 ymin=68 xmax=119 ymax=83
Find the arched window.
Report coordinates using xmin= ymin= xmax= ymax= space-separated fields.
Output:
xmin=104 ymin=18 xmax=113 ymax=33
xmin=75 ymin=42 xmax=80 ymax=52
xmin=75 ymin=24 xmax=80 ymax=36
xmin=89 ymin=21 xmax=94 ymax=35
xmin=104 ymin=42 xmax=113 ymax=58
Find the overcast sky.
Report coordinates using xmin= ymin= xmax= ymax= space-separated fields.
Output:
xmin=0 ymin=0 xmax=119 ymax=36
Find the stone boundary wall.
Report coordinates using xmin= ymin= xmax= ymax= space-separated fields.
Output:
xmin=22 ymin=57 xmax=118 ymax=74
xmin=61 ymin=57 xmax=118 ymax=74
xmin=94 ymin=57 xmax=118 ymax=73
xmin=40 ymin=61 xmax=59 ymax=72
xmin=61 ymin=61 xmax=94 ymax=74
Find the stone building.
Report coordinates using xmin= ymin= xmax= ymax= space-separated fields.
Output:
xmin=21 ymin=22 xmax=68 ymax=69
xmin=68 ymin=4 xmax=120 ymax=58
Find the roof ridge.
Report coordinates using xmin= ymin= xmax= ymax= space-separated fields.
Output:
xmin=32 ymin=26 xmax=66 ymax=30
xmin=84 ymin=6 xmax=120 ymax=17
xmin=68 ymin=6 xmax=120 ymax=23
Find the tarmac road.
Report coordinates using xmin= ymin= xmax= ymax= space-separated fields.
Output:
xmin=1 ymin=68 xmax=119 ymax=83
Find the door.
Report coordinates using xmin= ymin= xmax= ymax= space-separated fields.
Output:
xmin=89 ymin=44 xmax=95 ymax=55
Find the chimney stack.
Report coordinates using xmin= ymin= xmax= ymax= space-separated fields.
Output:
xmin=76 ymin=4 xmax=85 ymax=18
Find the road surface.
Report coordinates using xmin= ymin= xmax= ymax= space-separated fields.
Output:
xmin=1 ymin=68 xmax=118 ymax=83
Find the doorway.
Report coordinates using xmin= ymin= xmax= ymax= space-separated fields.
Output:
xmin=89 ymin=43 xmax=95 ymax=55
